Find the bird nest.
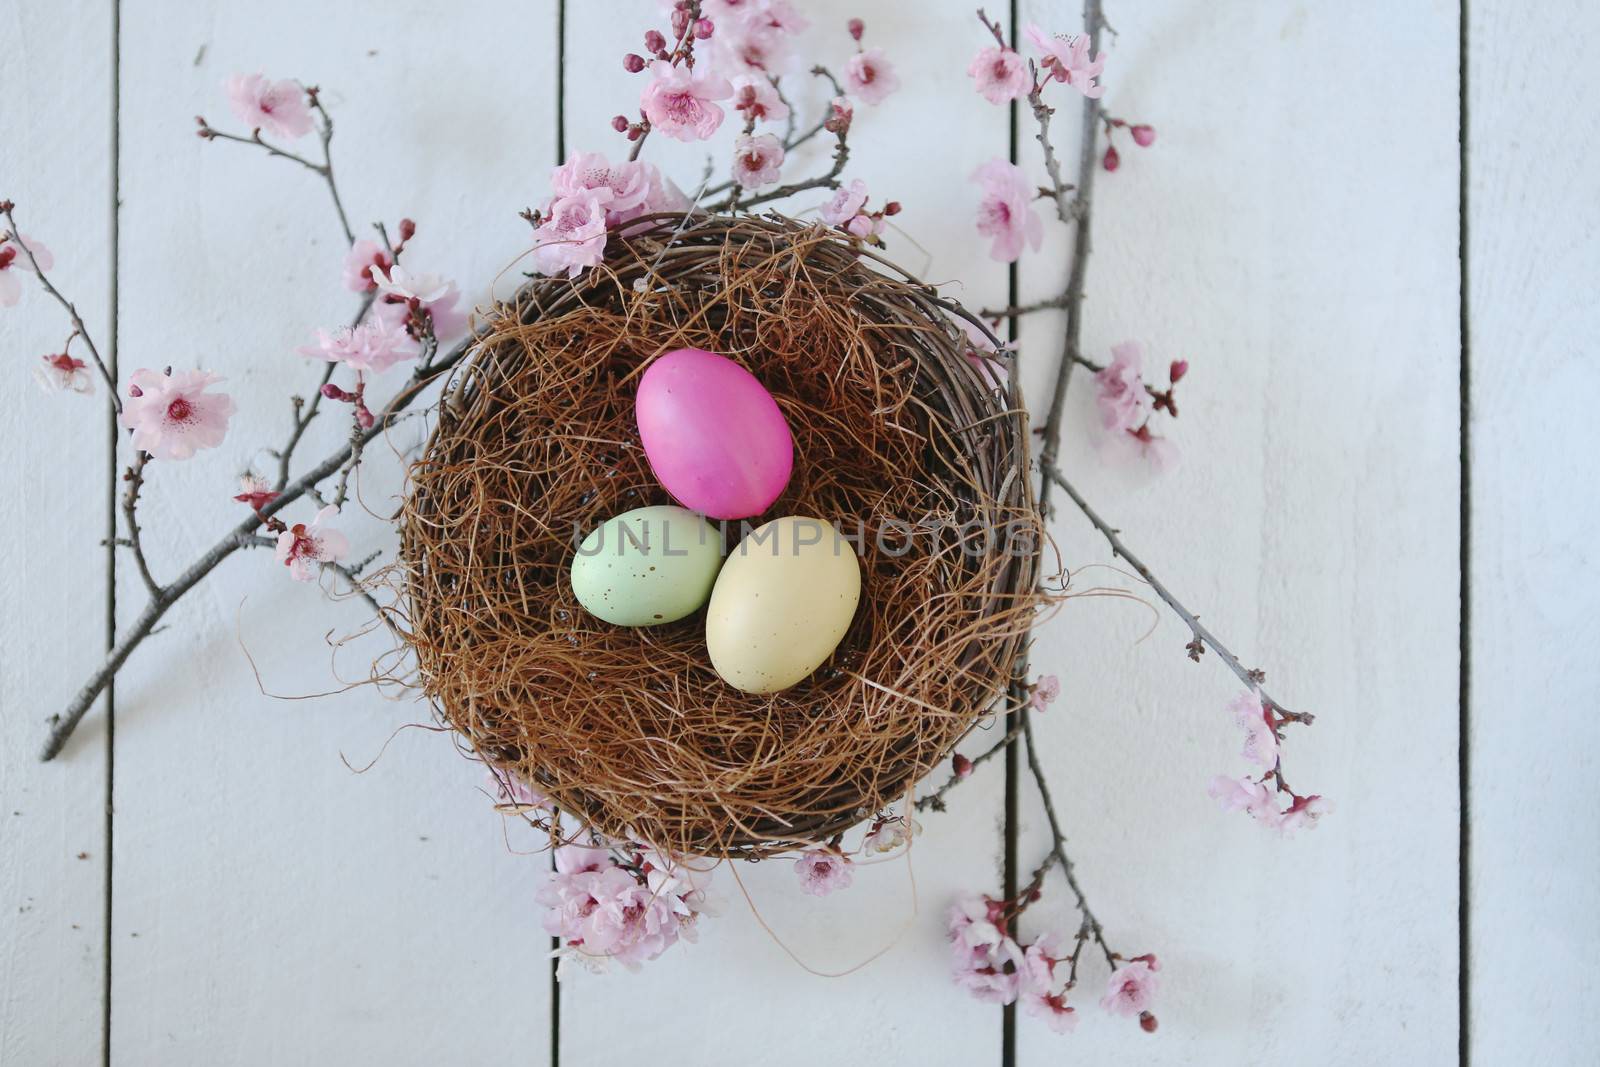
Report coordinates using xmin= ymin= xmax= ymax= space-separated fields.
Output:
xmin=399 ymin=213 xmax=1042 ymax=859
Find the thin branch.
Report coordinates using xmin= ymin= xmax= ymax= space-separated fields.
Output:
xmin=120 ymin=453 xmax=161 ymax=598
xmin=978 ymin=292 xmax=1071 ymax=319
xmin=239 ymin=535 xmax=393 ymax=631
xmin=1020 ymin=716 xmax=1116 ymax=967
xmin=1 ymin=204 xmax=120 ymax=410
xmin=1035 ymin=0 xmax=1107 ymax=519
xmin=1042 ymin=463 xmax=1313 ymax=727
xmin=915 ymin=713 xmax=1028 ymax=812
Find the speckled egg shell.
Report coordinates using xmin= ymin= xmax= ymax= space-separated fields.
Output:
xmin=571 ymin=505 xmax=724 ymax=627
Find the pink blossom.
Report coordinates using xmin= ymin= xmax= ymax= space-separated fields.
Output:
xmin=274 ymin=505 xmax=349 ymax=582
xmin=640 ymin=61 xmax=733 ymax=142
xmin=537 ymin=846 xmax=686 ymax=971
xmin=532 ymin=189 xmax=611 ymax=278
xmin=704 ymin=1 xmax=809 ymax=74
xmin=1228 ymin=689 xmax=1279 ymax=768
xmin=33 ymin=352 xmax=93 ymax=395
xmin=819 ymin=179 xmax=869 ymax=228
xmin=1030 ymin=673 xmax=1060 ymax=711
xmin=861 ymin=815 xmax=919 ymax=855
xmin=1100 ymin=958 xmax=1159 ymax=1016
xmin=1131 ymin=124 xmax=1157 ymax=147
xmin=1094 ymin=341 xmax=1151 ymax=434
xmin=824 ymin=95 xmax=854 ymax=134
xmin=794 ymin=849 xmax=853 ymax=896
xmin=224 ymin=73 xmax=313 ymax=140
xmin=731 ymin=133 xmax=784 ymax=189
xmin=550 ymin=151 xmax=655 ymax=221
xmin=731 ymin=76 xmax=789 ymax=123
xmin=972 ymin=159 xmax=1043 ymax=263
xmin=486 ymin=768 xmax=548 ymax=811
xmin=1207 ymin=774 xmax=1276 ymax=819
xmin=342 ymin=239 xmax=392 ymax=293
xmin=370 ymin=263 xmax=468 ymax=341
xmin=1020 ymin=934 xmax=1078 ymax=1032
xmin=948 ymin=902 xmax=1024 ymax=1005
xmin=118 ymin=369 xmax=235 ymax=461
xmin=1125 ymin=422 xmax=1178 ymax=470
xmin=845 ymin=47 xmax=899 ymax=105
xmin=233 ymin=473 xmax=279 ymax=512
xmin=0 ymin=233 xmax=53 ymax=307
xmin=642 ymin=853 xmax=719 ymax=939
xmin=297 ymin=316 xmax=420 ymax=374
xmin=1275 ymin=794 xmax=1333 ymax=836
xmin=845 ymin=212 xmax=884 ymax=239
xmin=1024 ymin=25 xmax=1105 ymax=99
xmin=968 ymin=46 xmax=1030 ymax=104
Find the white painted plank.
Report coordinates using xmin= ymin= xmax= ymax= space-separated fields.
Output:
xmin=556 ymin=3 xmax=1010 ymax=1062
xmin=1013 ymin=1 xmax=1459 ymax=1061
xmin=110 ymin=2 xmax=557 ymax=1061
xmin=1468 ymin=1 xmax=1600 ymax=1060
xmin=0 ymin=2 xmax=114 ymax=1063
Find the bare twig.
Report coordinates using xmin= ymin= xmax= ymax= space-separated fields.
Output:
xmin=915 ymin=714 xmax=1027 ymax=812
xmin=978 ymin=293 xmax=1071 ymax=319
xmin=120 ymin=453 xmax=161 ymax=598
xmin=1042 ymin=463 xmax=1313 ymax=727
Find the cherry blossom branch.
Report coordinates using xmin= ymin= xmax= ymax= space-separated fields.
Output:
xmin=38 ymin=330 xmax=475 ymax=762
xmin=1 ymin=203 xmax=120 ymax=410
xmin=703 ymin=66 xmax=848 ymax=209
xmin=1042 ymin=463 xmax=1314 ymax=728
xmin=239 ymin=534 xmax=391 ymax=626
xmin=196 ymin=84 xmax=355 ymax=247
xmin=1034 ymin=0 xmax=1108 ymax=520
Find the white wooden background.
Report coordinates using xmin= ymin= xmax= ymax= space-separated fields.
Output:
xmin=2 ymin=0 xmax=1594 ymax=1063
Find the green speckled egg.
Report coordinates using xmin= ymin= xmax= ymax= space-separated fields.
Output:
xmin=570 ymin=505 xmax=723 ymax=627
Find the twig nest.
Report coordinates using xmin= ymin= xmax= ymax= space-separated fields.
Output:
xmin=400 ymin=213 xmax=1042 ymax=858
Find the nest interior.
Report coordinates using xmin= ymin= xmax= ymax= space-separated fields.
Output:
xmin=401 ymin=214 xmax=1042 ymax=859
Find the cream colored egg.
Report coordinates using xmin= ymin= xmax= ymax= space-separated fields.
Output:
xmin=706 ymin=516 xmax=862 ymax=694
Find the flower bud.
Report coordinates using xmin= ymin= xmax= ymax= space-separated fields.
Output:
xmin=1139 ymin=1011 xmax=1159 ymax=1033
xmin=694 ymin=18 xmax=714 ymax=39
xmin=611 ymin=114 xmax=630 ymax=132
xmin=644 ymin=29 xmax=667 ymax=53
xmin=1131 ymin=124 xmax=1156 ymax=147
xmin=883 ymin=201 xmax=901 ymax=216
xmin=670 ymin=8 xmax=690 ymax=35
xmin=627 ymin=125 xmax=644 ymax=141
xmin=1168 ymin=359 xmax=1188 ymax=384
xmin=847 ymin=17 xmax=864 ymax=40
xmin=355 ymin=404 xmax=375 ymax=430
xmin=1102 ymin=144 xmax=1120 ymax=172
xmin=953 ymin=753 xmax=974 ymax=779
xmin=623 ymin=52 xmax=646 ymax=73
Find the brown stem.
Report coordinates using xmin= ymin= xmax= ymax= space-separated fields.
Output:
xmin=915 ymin=713 xmax=1027 ymax=812
xmin=1021 ymin=716 xmax=1116 ymax=967
xmin=120 ymin=453 xmax=160 ymax=598
xmin=978 ymin=292 xmax=1070 ymax=319
xmin=1042 ymin=463 xmax=1313 ymax=728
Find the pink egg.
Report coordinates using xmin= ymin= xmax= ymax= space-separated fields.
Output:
xmin=635 ymin=348 xmax=794 ymax=520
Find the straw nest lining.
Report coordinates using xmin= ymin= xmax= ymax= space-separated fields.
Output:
xmin=400 ymin=213 xmax=1042 ymax=859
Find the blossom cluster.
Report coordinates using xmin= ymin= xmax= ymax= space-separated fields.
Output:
xmin=1208 ymin=689 xmax=1332 ymax=835
xmin=529 ymin=153 xmax=685 ymax=277
xmin=948 ymin=894 xmax=1159 ymax=1035
xmin=1093 ymin=341 xmax=1185 ymax=469
xmin=537 ymin=843 xmax=718 ymax=974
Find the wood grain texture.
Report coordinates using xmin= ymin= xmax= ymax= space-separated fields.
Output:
xmin=1468 ymin=1 xmax=1600 ymax=1060
xmin=106 ymin=2 xmax=557 ymax=1062
xmin=553 ymin=4 xmax=1012 ymax=1064
xmin=0 ymin=2 xmax=114 ymax=1063
xmin=1012 ymin=0 xmax=1460 ymax=1060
